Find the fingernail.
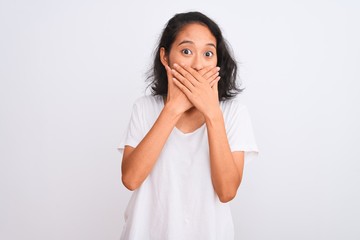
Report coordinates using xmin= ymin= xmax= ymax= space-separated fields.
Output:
xmin=216 ymin=67 xmax=220 ymax=71
xmin=173 ymin=63 xmax=179 ymax=68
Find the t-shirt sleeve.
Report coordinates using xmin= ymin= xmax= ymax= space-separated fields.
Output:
xmin=117 ymin=101 xmax=144 ymax=155
xmin=226 ymin=100 xmax=259 ymax=164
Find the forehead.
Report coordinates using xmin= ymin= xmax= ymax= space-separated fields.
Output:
xmin=174 ymin=23 xmax=216 ymax=46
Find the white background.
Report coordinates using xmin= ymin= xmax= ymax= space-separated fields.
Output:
xmin=1 ymin=0 xmax=359 ymax=239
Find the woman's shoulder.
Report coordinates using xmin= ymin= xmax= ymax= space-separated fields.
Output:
xmin=131 ymin=95 xmax=164 ymax=119
xmin=132 ymin=94 xmax=164 ymax=108
xmin=220 ymin=96 xmax=247 ymax=112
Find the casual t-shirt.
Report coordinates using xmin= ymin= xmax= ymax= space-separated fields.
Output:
xmin=117 ymin=95 xmax=259 ymax=240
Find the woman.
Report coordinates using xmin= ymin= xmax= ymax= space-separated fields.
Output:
xmin=118 ymin=11 xmax=258 ymax=240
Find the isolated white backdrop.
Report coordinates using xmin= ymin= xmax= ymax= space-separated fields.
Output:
xmin=1 ymin=0 xmax=359 ymax=239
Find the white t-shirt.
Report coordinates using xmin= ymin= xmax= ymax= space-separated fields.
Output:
xmin=118 ymin=95 xmax=259 ymax=240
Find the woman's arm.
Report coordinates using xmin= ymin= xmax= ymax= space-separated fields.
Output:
xmin=122 ymin=65 xmax=220 ymax=191
xmin=171 ymin=64 xmax=244 ymax=202
xmin=121 ymin=64 xmax=191 ymax=191
xmin=121 ymin=104 xmax=181 ymax=191
xmin=205 ymin=110 xmax=244 ymax=203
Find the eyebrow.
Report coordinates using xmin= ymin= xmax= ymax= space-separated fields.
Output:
xmin=178 ymin=40 xmax=216 ymax=48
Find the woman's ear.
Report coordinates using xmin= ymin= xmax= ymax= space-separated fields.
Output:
xmin=160 ymin=47 xmax=169 ymax=67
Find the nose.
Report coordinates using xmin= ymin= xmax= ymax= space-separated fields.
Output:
xmin=191 ymin=54 xmax=204 ymax=71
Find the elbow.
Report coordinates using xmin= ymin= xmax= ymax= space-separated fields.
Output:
xmin=218 ymin=191 xmax=237 ymax=203
xmin=217 ymin=179 xmax=242 ymax=203
xmin=121 ymin=175 xmax=140 ymax=191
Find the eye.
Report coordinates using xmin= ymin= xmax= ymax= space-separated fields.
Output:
xmin=181 ymin=49 xmax=192 ymax=55
xmin=204 ymin=51 xmax=214 ymax=57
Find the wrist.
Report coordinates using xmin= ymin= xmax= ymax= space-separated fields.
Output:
xmin=204 ymin=107 xmax=223 ymax=126
xmin=162 ymin=102 xmax=183 ymax=121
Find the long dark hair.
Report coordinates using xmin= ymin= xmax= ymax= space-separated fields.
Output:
xmin=147 ymin=11 xmax=244 ymax=101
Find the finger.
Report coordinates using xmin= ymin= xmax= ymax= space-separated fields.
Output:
xmin=213 ymin=77 xmax=220 ymax=92
xmin=206 ymin=70 xmax=220 ymax=85
xmin=171 ymin=67 xmax=196 ymax=90
xmin=174 ymin=63 xmax=203 ymax=84
xmin=210 ymin=76 xmax=221 ymax=88
xmin=198 ymin=65 xmax=214 ymax=76
xmin=172 ymin=77 xmax=192 ymax=96
xmin=203 ymin=66 xmax=220 ymax=81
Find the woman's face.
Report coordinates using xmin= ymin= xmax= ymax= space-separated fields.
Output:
xmin=161 ymin=23 xmax=217 ymax=70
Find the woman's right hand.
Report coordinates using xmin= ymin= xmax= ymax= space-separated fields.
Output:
xmin=164 ymin=64 xmax=193 ymax=115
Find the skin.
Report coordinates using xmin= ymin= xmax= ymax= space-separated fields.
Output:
xmin=121 ymin=23 xmax=245 ymax=203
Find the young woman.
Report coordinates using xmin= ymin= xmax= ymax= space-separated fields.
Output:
xmin=118 ymin=11 xmax=258 ymax=240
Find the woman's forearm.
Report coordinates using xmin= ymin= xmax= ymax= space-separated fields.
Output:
xmin=121 ymin=103 xmax=181 ymax=191
xmin=205 ymin=109 xmax=242 ymax=203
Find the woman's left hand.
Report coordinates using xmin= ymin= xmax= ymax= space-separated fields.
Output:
xmin=171 ymin=63 xmax=221 ymax=119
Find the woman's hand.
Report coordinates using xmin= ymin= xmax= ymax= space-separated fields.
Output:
xmin=171 ymin=63 xmax=221 ymax=119
xmin=164 ymin=64 xmax=193 ymax=115
xmin=197 ymin=65 xmax=221 ymax=88
xmin=165 ymin=64 xmax=220 ymax=116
